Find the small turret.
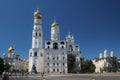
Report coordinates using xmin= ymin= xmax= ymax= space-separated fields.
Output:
xmin=99 ymin=53 xmax=103 ymax=59
xmin=66 ymin=32 xmax=74 ymax=42
xmin=104 ymin=49 xmax=108 ymax=58
xmin=51 ymin=19 xmax=60 ymax=41
xmin=110 ymin=51 xmax=115 ymax=57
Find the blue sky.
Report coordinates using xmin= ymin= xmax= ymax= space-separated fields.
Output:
xmin=0 ymin=0 xmax=120 ymax=59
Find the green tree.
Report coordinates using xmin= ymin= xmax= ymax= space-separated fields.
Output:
xmin=67 ymin=54 xmax=76 ymax=73
xmin=80 ymin=59 xmax=95 ymax=73
xmin=0 ymin=58 xmax=4 ymax=75
xmin=4 ymin=63 xmax=11 ymax=72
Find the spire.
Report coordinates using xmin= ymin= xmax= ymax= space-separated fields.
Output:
xmin=68 ymin=32 xmax=72 ymax=38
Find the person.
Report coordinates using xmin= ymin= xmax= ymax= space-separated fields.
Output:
xmin=2 ymin=71 xmax=9 ymax=80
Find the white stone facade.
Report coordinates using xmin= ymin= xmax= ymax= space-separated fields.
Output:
xmin=3 ymin=53 xmax=24 ymax=71
xmin=29 ymin=9 xmax=82 ymax=74
xmin=92 ymin=49 xmax=116 ymax=73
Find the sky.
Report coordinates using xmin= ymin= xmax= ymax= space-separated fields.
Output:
xmin=0 ymin=0 xmax=120 ymax=59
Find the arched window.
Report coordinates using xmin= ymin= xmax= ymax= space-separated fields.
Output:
xmin=61 ymin=41 xmax=64 ymax=44
xmin=47 ymin=42 xmax=51 ymax=45
xmin=53 ymin=69 xmax=55 ymax=72
xmin=63 ymin=63 xmax=65 ymax=66
xmin=61 ymin=46 xmax=64 ymax=49
xmin=63 ymin=57 xmax=65 ymax=60
xmin=57 ymin=69 xmax=59 ymax=72
xmin=36 ymin=32 xmax=37 ymax=36
xmin=53 ymin=43 xmax=58 ymax=49
xmin=57 ymin=63 xmax=59 ymax=66
xmin=69 ymin=45 xmax=73 ymax=52
xmin=34 ymin=52 xmax=37 ymax=56
xmin=57 ymin=57 xmax=59 ymax=60
xmin=39 ymin=33 xmax=41 ymax=36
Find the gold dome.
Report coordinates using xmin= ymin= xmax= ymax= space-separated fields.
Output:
xmin=8 ymin=46 xmax=15 ymax=53
xmin=52 ymin=21 xmax=59 ymax=27
xmin=34 ymin=9 xmax=42 ymax=19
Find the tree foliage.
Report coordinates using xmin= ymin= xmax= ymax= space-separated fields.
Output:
xmin=0 ymin=58 xmax=4 ymax=75
xmin=80 ymin=59 xmax=95 ymax=73
xmin=67 ymin=54 xmax=76 ymax=73
xmin=4 ymin=62 xmax=11 ymax=72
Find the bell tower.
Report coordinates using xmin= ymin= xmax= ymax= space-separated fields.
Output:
xmin=51 ymin=20 xmax=60 ymax=41
xmin=32 ymin=9 xmax=43 ymax=49
xmin=29 ymin=8 xmax=44 ymax=73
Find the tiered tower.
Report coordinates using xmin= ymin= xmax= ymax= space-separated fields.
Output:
xmin=29 ymin=9 xmax=44 ymax=73
xmin=51 ymin=20 xmax=60 ymax=41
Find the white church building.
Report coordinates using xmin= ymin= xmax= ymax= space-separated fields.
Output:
xmin=29 ymin=9 xmax=82 ymax=74
xmin=92 ymin=49 xmax=117 ymax=73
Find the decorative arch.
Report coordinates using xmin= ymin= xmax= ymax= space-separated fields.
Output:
xmin=53 ymin=42 xmax=58 ymax=49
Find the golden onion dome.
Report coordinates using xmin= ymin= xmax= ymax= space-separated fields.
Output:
xmin=8 ymin=46 xmax=15 ymax=53
xmin=52 ymin=20 xmax=59 ymax=27
xmin=34 ymin=9 xmax=42 ymax=19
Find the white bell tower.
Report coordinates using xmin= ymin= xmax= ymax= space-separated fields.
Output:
xmin=29 ymin=9 xmax=44 ymax=73
xmin=32 ymin=9 xmax=42 ymax=49
xmin=51 ymin=20 xmax=60 ymax=41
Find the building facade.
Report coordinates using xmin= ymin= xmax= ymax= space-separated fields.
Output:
xmin=29 ymin=9 xmax=82 ymax=74
xmin=92 ymin=49 xmax=117 ymax=73
xmin=3 ymin=46 xmax=24 ymax=72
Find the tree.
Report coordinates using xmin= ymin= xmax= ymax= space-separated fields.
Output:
xmin=4 ymin=63 xmax=11 ymax=72
xmin=67 ymin=54 xmax=76 ymax=73
xmin=80 ymin=59 xmax=95 ymax=73
xmin=0 ymin=58 xmax=4 ymax=75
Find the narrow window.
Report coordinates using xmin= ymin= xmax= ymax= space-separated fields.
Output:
xmin=53 ymin=69 xmax=55 ymax=72
xmin=34 ymin=52 xmax=37 ymax=57
xmin=57 ymin=69 xmax=59 ymax=72
xmin=39 ymin=33 xmax=41 ymax=36
xmin=63 ymin=63 xmax=64 ymax=66
xmin=53 ymin=63 xmax=55 ymax=66
xmin=57 ymin=63 xmax=59 ymax=66
xmin=36 ymin=32 xmax=37 ymax=36
xmin=47 ymin=46 xmax=50 ymax=49
xmin=63 ymin=57 xmax=65 ymax=60
xmin=69 ymin=45 xmax=73 ymax=52
xmin=62 ymin=46 xmax=64 ymax=49
xmin=53 ymin=57 xmax=55 ymax=60
xmin=57 ymin=57 xmax=59 ymax=60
